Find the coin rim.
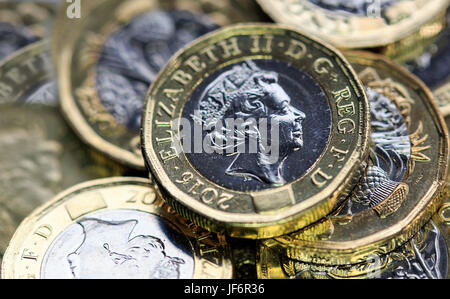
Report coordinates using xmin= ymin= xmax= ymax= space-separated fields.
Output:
xmin=1 ymin=176 xmax=233 ymax=279
xmin=141 ymin=23 xmax=371 ymax=239
xmin=51 ymin=0 xmax=147 ymax=170
xmin=256 ymin=0 xmax=450 ymax=49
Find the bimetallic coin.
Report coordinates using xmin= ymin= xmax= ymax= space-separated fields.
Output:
xmin=257 ymin=218 xmax=448 ymax=279
xmin=52 ymin=0 xmax=267 ymax=170
xmin=403 ymin=10 xmax=450 ymax=117
xmin=141 ymin=24 xmax=370 ymax=239
xmin=0 ymin=41 xmax=126 ymax=265
xmin=1 ymin=177 xmax=233 ymax=279
xmin=266 ymin=51 xmax=449 ymax=265
xmin=256 ymin=0 xmax=450 ymax=49
xmin=0 ymin=1 xmax=58 ymax=61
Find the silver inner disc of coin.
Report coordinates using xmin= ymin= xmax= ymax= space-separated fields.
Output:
xmin=41 ymin=209 xmax=195 ymax=279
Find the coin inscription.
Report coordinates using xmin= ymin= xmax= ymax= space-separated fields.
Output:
xmin=339 ymin=87 xmax=411 ymax=216
xmin=54 ymin=0 xmax=266 ymax=170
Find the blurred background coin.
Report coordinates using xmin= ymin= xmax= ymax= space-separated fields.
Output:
xmin=0 ymin=41 xmax=127 ymax=266
xmin=256 ymin=0 xmax=450 ymax=50
xmin=141 ymin=23 xmax=370 ymax=239
xmin=257 ymin=215 xmax=449 ymax=279
xmin=401 ymin=9 xmax=450 ymax=117
xmin=1 ymin=177 xmax=233 ymax=279
xmin=52 ymin=0 xmax=269 ymax=171
xmin=0 ymin=0 xmax=59 ymax=61
xmin=267 ymin=51 xmax=449 ymax=265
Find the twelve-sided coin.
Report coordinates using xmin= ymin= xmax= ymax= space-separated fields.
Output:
xmin=1 ymin=177 xmax=233 ymax=279
xmin=268 ymin=51 xmax=448 ymax=265
xmin=141 ymin=23 xmax=370 ymax=239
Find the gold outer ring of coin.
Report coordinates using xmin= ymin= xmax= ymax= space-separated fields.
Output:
xmin=381 ymin=9 xmax=448 ymax=63
xmin=256 ymin=0 xmax=450 ymax=50
xmin=141 ymin=23 xmax=371 ymax=239
xmin=265 ymin=51 xmax=449 ymax=266
xmin=1 ymin=177 xmax=233 ymax=279
xmin=0 ymin=40 xmax=53 ymax=103
xmin=257 ymin=185 xmax=450 ymax=279
xmin=433 ymin=184 xmax=450 ymax=279
xmin=51 ymin=0 xmax=268 ymax=171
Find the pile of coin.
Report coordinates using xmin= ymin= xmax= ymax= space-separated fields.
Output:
xmin=0 ymin=0 xmax=449 ymax=279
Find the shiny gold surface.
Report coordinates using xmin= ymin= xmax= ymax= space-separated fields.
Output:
xmin=256 ymin=0 xmax=450 ymax=49
xmin=258 ymin=203 xmax=449 ymax=279
xmin=267 ymin=51 xmax=449 ymax=265
xmin=141 ymin=23 xmax=370 ymax=239
xmin=433 ymin=184 xmax=450 ymax=279
xmin=1 ymin=177 xmax=233 ymax=279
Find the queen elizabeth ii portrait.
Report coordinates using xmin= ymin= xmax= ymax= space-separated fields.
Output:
xmin=65 ymin=218 xmax=186 ymax=279
xmin=191 ymin=60 xmax=306 ymax=187
xmin=181 ymin=59 xmax=331 ymax=192
xmin=40 ymin=210 xmax=194 ymax=279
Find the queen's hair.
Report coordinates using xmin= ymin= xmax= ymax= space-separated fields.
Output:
xmin=194 ymin=60 xmax=279 ymax=153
